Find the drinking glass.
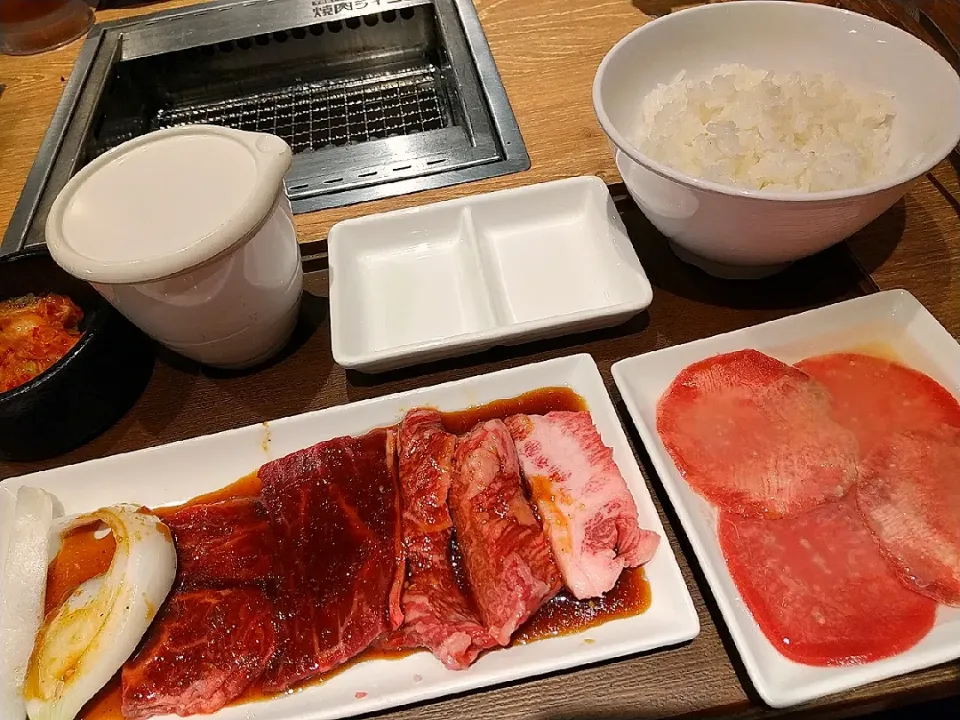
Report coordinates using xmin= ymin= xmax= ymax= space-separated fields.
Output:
xmin=0 ymin=0 xmax=95 ymax=56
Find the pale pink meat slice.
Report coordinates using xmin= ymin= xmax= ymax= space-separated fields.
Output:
xmin=506 ymin=411 xmax=659 ymax=599
xmin=796 ymin=352 xmax=960 ymax=458
xmin=857 ymin=426 xmax=960 ymax=606
xmin=656 ymin=349 xmax=860 ymax=518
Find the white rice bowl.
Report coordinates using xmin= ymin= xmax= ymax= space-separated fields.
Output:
xmin=592 ymin=1 xmax=960 ymax=274
xmin=635 ymin=64 xmax=897 ymax=194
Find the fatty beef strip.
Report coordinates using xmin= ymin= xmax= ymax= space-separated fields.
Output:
xmin=163 ymin=497 xmax=276 ymax=589
xmin=857 ymin=426 xmax=960 ymax=606
xmin=656 ymin=349 xmax=860 ymax=518
xmin=381 ymin=409 xmax=495 ymax=669
xmin=450 ymin=419 xmax=561 ymax=646
xmin=718 ymin=495 xmax=936 ymax=666
xmin=122 ymin=588 xmax=278 ymax=720
xmin=122 ymin=497 xmax=280 ymax=719
xmin=796 ymin=352 xmax=960 ymax=458
xmin=506 ymin=411 xmax=660 ymax=599
xmin=260 ymin=429 xmax=405 ymax=692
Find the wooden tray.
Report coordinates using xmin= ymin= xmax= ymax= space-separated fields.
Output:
xmin=0 ymin=188 xmax=901 ymax=718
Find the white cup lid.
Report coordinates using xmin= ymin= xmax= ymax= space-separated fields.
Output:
xmin=45 ymin=125 xmax=293 ymax=285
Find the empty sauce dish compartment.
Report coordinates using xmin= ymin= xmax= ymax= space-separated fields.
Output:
xmin=328 ymin=176 xmax=652 ymax=372
xmin=331 ymin=205 xmax=497 ymax=356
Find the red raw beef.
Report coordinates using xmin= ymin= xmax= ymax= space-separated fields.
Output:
xmin=380 ymin=409 xmax=495 ymax=669
xmin=121 ymin=588 xmax=278 ymax=720
xmin=450 ymin=419 xmax=561 ymax=646
xmin=163 ymin=497 xmax=275 ymax=589
xmin=507 ymin=411 xmax=659 ymax=600
xmin=718 ymin=496 xmax=937 ymax=666
xmin=858 ymin=427 xmax=960 ymax=606
xmin=796 ymin=352 xmax=960 ymax=457
xmin=656 ymin=349 xmax=860 ymax=518
xmin=259 ymin=429 xmax=405 ymax=691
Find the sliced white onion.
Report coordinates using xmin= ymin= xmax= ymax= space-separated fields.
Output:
xmin=24 ymin=504 xmax=177 ymax=720
xmin=0 ymin=487 xmax=57 ymax=720
xmin=0 ymin=487 xmax=15 ymax=589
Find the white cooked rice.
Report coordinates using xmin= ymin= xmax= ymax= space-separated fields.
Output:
xmin=634 ymin=64 xmax=896 ymax=193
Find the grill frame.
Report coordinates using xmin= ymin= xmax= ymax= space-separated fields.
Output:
xmin=2 ymin=0 xmax=529 ymax=254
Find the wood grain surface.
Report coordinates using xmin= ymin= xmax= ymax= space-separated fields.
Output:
xmin=1 ymin=0 xmax=959 ymax=718
xmin=2 ymin=196 xmax=958 ymax=719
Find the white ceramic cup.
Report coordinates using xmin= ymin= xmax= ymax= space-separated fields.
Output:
xmin=92 ymin=195 xmax=303 ymax=368
xmin=46 ymin=126 xmax=304 ymax=369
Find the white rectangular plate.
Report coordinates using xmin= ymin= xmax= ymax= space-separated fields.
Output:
xmin=611 ymin=290 xmax=960 ymax=708
xmin=5 ymin=354 xmax=698 ymax=720
xmin=328 ymin=176 xmax=653 ymax=372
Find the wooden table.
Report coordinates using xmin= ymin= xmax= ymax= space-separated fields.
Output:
xmin=1 ymin=1 xmax=959 ymax=718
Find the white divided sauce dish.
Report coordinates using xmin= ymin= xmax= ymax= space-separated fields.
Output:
xmin=45 ymin=125 xmax=303 ymax=369
xmin=329 ymin=176 xmax=653 ymax=373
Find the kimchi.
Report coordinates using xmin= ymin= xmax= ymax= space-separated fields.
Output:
xmin=0 ymin=294 xmax=84 ymax=393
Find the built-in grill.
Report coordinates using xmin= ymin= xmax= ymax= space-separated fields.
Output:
xmin=157 ymin=67 xmax=448 ymax=151
xmin=3 ymin=0 xmax=528 ymax=253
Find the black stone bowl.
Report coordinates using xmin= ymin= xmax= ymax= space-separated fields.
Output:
xmin=0 ymin=246 xmax=155 ymax=462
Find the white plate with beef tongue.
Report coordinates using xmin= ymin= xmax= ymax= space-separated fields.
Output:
xmin=612 ymin=290 xmax=960 ymax=709
xmin=3 ymin=353 xmax=698 ymax=720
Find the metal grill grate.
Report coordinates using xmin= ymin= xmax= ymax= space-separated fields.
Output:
xmin=151 ymin=65 xmax=449 ymax=154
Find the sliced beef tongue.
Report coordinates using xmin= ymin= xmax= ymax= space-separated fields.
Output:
xmin=656 ymin=349 xmax=860 ymax=518
xmin=163 ymin=496 xmax=276 ymax=589
xmin=121 ymin=587 xmax=278 ymax=720
xmin=792 ymin=353 xmax=960 ymax=605
xmin=858 ymin=426 xmax=960 ymax=606
xmin=796 ymin=352 xmax=960 ymax=458
xmin=450 ymin=419 xmax=561 ymax=646
xmin=506 ymin=411 xmax=659 ymax=600
xmin=718 ymin=496 xmax=937 ymax=667
xmin=381 ymin=409 xmax=495 ymax=670
xmin=259 ymin=429 xmax=405 ymax=692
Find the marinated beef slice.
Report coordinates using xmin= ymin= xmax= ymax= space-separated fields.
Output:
xmin=259 ymin=429 xmax=405 ymax=692
xmin=381 ymin=409 xmax=495 ymax=669
xmin=449 ymin=419 xmax=561 ymax=646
